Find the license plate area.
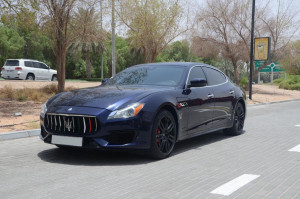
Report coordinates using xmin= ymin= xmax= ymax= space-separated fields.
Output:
xmin=51 ymin=135 xmax=83 ymax=147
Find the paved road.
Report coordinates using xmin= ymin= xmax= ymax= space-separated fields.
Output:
xmin=1 ymin=101 xmax=300 ymax=199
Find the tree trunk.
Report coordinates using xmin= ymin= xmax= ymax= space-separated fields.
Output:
xmin=56 ymin=35 xmax=66 ymax=93
xmin=232 ymin=59 xmax=240 ymax=85
xmin=85 ymin=50 xmax=91 ymax=78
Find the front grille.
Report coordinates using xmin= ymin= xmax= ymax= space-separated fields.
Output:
xmin=45 ymin=113 xmax=99 ymax=134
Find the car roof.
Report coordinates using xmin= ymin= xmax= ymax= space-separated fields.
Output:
xmin=134 ymin=62 xmax=218 ymax=69
xmin=135 ymin=62 xmax=204 ymax=67
xmin=7 ymin=59 xmax=41 ymax=62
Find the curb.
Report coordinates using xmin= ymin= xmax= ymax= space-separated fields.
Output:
xmin=247 ymin=98 xmax=300 ymax=107
xmin=0 ymin=129 xmax=40 ymax=141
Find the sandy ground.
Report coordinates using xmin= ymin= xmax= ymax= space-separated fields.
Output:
xmin=1 ymin=80 xmax=300 ymax=133
xmin=0 ymin=80 xmax=100 ymax=89
xmin=247 ymin=84 xmax=300 ymax=104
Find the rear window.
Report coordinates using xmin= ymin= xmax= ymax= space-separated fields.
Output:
xmin=32 ymin=62 xmax=40 ymax=68
xmin=25 ymin=61 xmax=33 ymax=67
xmin=4 ymin=60 xmax=19 ymax=66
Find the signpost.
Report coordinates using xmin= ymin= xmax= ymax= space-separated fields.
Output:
xmin=254 ymin=37 xmax=271 ymax=61
xmin=250 ymin=36 xmax=270 ymax=99
xmin=255 ymin=62 xmax=283 ymax=73
xmin=248 ymin=0 xmax=255 ymax=100
xmin=255 ymin=61 xmax=283 ymax=84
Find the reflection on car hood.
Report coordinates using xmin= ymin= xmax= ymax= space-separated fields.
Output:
xmin=48 ymin=86 xmax=170 ymax=111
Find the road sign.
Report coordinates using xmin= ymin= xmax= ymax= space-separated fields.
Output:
xmin=254 ymin=37 xmax=271 ymax=61
xmin=255 ymin=61 xmax=283 ymax=72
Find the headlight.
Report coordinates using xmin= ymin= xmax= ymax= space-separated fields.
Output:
xmin=108 ymin=102 xmax=145 ymax=119
xmin=40 ymin=102 xmax=47 ymax=116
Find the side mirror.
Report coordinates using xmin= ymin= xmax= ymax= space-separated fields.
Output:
xmin=189 ymin=78 xmax=207 ymax=88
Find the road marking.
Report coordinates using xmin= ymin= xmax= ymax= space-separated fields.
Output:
xmin=210 ymin=174 xmax=260 ymax=196
xmin=295 ymin=125 xmax=300 ymax=127
xmin=288 ymin=144 xmax=300 ymax=152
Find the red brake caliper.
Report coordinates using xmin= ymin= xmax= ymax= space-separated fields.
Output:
xmin=156 ymin=128 xmax=161 ymax=145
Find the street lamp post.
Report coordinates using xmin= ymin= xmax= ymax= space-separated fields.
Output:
xmin=249 ymin=0 xmax=255 ymax=100
xmin=112 ymin=0 xmax=116 ymax=76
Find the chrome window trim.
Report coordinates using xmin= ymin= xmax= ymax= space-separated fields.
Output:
xmin=185 ymin=64 xmax=228 ymax=89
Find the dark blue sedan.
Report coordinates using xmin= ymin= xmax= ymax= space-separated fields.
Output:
xmin=40 ymin=62 xmax=246 ymax=159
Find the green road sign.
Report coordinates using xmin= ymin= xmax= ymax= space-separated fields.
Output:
xmin=255 ymin=61 xmax=283 ymax=72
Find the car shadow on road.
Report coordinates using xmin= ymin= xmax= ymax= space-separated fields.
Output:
xmin=37 ymin=130 xmax=239 ymax=166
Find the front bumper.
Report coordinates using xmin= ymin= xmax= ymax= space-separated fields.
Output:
xmin=40 ymin=107 xmax=153 ymax=150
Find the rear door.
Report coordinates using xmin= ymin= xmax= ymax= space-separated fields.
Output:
xmin=38 ymin=62 xmax=50 ymax=80
xmin=202 ymin=67 xmax=234 ymax=128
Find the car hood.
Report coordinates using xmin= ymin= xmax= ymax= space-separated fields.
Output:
xmin=48 ymin=86 xmax=171 ymax=111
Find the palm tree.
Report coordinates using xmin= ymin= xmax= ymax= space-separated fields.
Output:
xmin=70 ymin=7 xmax=106 ymax=78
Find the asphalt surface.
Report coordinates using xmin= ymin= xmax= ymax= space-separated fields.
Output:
xmin=0 ymin=101 xmax=300 ymax=199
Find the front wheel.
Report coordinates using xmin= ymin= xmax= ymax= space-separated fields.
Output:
xmin=147 ymin=110 xmax=177 ymax=159
xmin=51 ymin=75 xmax=57 ymax=81
xmin=224 ymin=102 xmax=245 ymax=136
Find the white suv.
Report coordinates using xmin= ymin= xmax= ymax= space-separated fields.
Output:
xmin=1 ymin=59 xmax=57 ymax=81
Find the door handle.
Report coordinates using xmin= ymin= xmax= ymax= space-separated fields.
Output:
xmin=207 ymin=94 xmax=214 ymax=98
xmin=229 ymin=90 xmax=235 ymax=94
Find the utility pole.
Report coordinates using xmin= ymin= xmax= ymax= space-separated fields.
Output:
xmin=111 ymin=0 xmax=116 ymax=76
xmin=100 ymin=0 xmax=104 ymax=79
xmin=249 ymin=0 xmax=255 ymax=100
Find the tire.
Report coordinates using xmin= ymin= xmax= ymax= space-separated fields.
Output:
xmin=224 ymin=102 xmax=245 ymax=136
xmin=51 ymin=75 xmax=57 ymax=81
xmin=26 ymin=74 xmax=35 ymax=80
xmin=147 ymin=110 xmax=177 ymax=159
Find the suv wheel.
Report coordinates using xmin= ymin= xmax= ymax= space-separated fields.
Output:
xmin=26 ymin=74 xmax=35 ymax=80
xmin=51 ymin=75 xmax=57 ymax=81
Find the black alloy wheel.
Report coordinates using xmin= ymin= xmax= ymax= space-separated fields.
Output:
xmin=148 ymin=110 xmax=177 ymax=159
xmin=224 ymin=102 xmax=245 ymax=136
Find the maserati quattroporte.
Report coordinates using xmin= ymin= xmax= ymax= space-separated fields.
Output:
xmin=40 ymin=62 xmax=246 ymax=159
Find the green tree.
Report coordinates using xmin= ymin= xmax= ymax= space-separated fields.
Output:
xmin=118 ymin=0 xmax=186 ymax=63
xmin=156 ymin=40 xmax=192 ymax=62
xmin=280 ymin=40 xmax=300 ymax=75
xmin=41 ymin=0 xmax=76 ymax=92
xmin=0 ymin=24 xmax=25 ymax=66
xmin=70 ymin=7 xmax=105 ymax=78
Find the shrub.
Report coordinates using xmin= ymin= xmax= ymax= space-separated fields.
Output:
xmin=240 ymin=76 xmax=249 ymax=91
xmin=276 ymin=75 xmax=300 ymax=90
xmin=0 ymin=85 xmax=76 ymax=102
xmin=1 ymin=86 xmax=16 ymax=99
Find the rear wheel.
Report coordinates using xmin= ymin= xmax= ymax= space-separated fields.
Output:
xmin=26 ymin=74 xmax=35 ymax=80
xmin=147 ymin=110 xmax=177 ymax=159
xmin=224 ymin=102 xmax=245 ymax=136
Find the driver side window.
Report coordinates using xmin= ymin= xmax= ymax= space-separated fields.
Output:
xmin=187 ymin=66 xmax=207 ymax=86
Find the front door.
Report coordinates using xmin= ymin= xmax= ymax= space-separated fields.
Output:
xmin=185 ymin=66 xmax=214 ymax=136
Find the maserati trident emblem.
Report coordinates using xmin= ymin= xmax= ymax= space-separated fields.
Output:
xmin=65 ymin=118 xmax=72 ymax=132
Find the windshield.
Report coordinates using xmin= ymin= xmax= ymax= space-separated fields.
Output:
xmin=105 ymin=65 xmax=186 ymax=87
xmin=5 ymin=60 xmax=19 ymax=66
